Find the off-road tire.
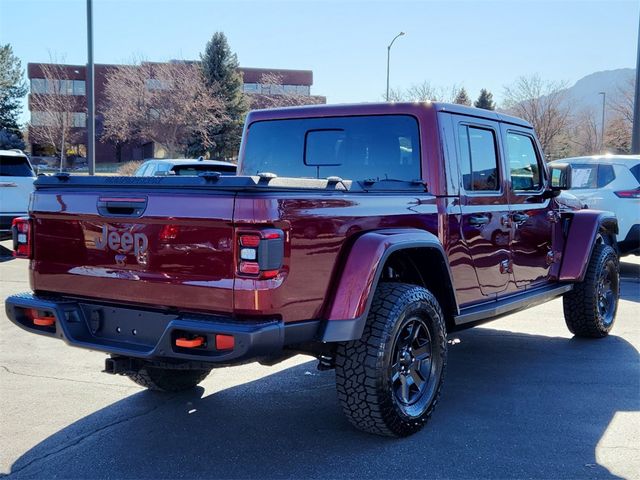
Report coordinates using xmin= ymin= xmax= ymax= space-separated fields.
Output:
xmin=128 ymin=365 xmax=211 ymax=392
xmin=563 ymin=243 xmax=619 ymax=338
xmin=335 ymin=282 xmax=447 ymax=437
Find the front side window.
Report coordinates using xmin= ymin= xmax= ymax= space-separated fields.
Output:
xmin=458 ymin=125 xmax=499 ymax=191
xmin=506 ymin=132 xmax=542 ymax=191
xmin=570 ymin=164 xmax=598 ymax=189
xmin=241 ymin=115 xmax=420 ymax=182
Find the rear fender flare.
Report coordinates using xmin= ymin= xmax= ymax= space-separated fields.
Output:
xmin=559 ymin=209 xmax=618 ymax=282
xmin=321 ymin=229 xmax=457 ymax=342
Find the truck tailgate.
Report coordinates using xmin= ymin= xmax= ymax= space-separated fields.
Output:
xmin=30 ymin=190 xmax=236 ymax=314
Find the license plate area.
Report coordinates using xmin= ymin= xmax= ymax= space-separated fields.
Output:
xmin=79 ymin=303 xmax=176 ymax=347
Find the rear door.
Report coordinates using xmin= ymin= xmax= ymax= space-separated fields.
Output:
xmin=0 ymin=154 xmax=35 ymax=215
xmin=454 ymin=116 xmax=511 ymax=299
xmin=502 ymin=127 xmax=553 ymax=288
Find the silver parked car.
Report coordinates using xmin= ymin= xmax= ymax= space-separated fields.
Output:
xmin=134 ymin=158 xmax=237 ymax=177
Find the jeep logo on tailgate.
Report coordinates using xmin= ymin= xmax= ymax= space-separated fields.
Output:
xmin=95 ymin=225 xmax=148 ymax=256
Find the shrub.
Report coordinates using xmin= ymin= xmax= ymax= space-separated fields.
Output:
xmin=116 ymin=160 xmax=143 ymax=176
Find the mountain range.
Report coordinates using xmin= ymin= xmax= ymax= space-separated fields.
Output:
xmin=561 ymin=68 xmax=635 ymax=125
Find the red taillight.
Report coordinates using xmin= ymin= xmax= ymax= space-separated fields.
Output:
xmin=12 ymin=217 xmax=32 ymax=259
xmin=159 ymin=224 xmax=179 ymax=241
xmin=239 ymin=234 xmax=261 ymax=247
xmin=614 ymin=189 xmax=640 ymax=198
xmin=239 ymin=261 xmax=260 ymax=275
xmin=236 ymin=229 xmax=284 ymax=278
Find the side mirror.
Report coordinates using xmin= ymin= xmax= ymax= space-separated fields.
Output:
xmin=549 ymin=162 xmax=572 ymax=191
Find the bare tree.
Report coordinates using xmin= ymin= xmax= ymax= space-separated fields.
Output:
xmin=101 ymin=61 xmax=225 ymax=157
xmin=605 ymin=116 xmax=632 ymax=153
xmin=568 ymin=109 xmax=600 ymax=156
xmin=609 ymin=76 xmax=635 ymax=127
xmin=386 ymin=81 xmax=459 ymax=102
xmin=246 ymin=73 xmax=324 ymax=109
xmin=502 ymin=74 xmax=571 ymax=158
xmin=29 ymin=62 xmax=83 ymax=170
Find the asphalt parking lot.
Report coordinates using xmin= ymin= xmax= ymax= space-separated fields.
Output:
xmin=0 ymin=243 xmax=638 ymax=479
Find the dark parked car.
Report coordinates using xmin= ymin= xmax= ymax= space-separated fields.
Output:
xmin=6 ymin=103 xmax=619 ymax=437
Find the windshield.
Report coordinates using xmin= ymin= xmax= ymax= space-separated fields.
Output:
xmin=0 ymin=155 xmax=35 ymax=177
xmin=240 ymin=115 xmax=420 ymax=182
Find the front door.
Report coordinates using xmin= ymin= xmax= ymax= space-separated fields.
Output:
xmin=502 ymin=127 xmax=554 ymax=288
xmin=455 ymin=116 xmax=511 ymax=298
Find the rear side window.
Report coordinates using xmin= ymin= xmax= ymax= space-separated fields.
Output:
xmin=506 ymin=132 xmax=542 ymax=191
xmin=629 ymin=164 xmax=640 ymax=184
xmin=0 ymin=155 xmax=34 ymax=177
xmin=597 ymin=164 xmax=615 ymax=188
xmin=458 ymin=125 xmax=499 ymax=191
xmin=570 ymin=164 xmax=616 ymax=189
xmin=241 ymin=115 xmax=420 ymax=182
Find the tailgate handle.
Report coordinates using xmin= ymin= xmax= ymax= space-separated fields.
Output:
xmin=97 ymin=197 xmax=147 ymax=217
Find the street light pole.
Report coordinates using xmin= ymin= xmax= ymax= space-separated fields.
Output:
xmin=86 ymin=0 xmax=95 ymax=175
xmin=598 ymin=91 xmax=606 ymax=152
xmin=386 ymin=32 xmax=405 ymax=102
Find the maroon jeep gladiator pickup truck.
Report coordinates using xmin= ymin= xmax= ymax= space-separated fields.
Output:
xmin=6 ymin=102 xmax=620 ymax=437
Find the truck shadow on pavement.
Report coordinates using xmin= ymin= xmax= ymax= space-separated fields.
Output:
xmin=7 ymin=328 xmax=638 ymax=479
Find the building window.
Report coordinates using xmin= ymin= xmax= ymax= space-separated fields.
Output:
xmin=31 ymin=78 xmax=47 ymax=94
xmin=30 ymin=78 xmax=85 ymax=96
xmin=31 ymin=111 xmax=87 ymax=127
xmin=73 ymin=80 xmax=86 ymax=95
xmin=243 ymin=83 xmax=259 ymax=93
xmin=31 ymin=111 xmax=54 ymax=126
xmin=72 ymin=112 xmax=86 ymax=128
xmin=146 ymin=78 xmax=170 ymax=90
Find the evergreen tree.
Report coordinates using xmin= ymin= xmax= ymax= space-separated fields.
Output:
xmin=200 ymin=32 xmax=248 ymax=159
xmin=0 ymin=44 xmax=27 ymax=148
xmin=474 ymin=89 xmax=495 ymax=110
xmin=453 ymin=87 xmax=472 ymax=106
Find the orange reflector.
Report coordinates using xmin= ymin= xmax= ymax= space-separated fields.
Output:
xmin=33 ymin=317 xmax=55 ymax=327
xmin=175 ymin=336 xmax=205 ymax=348
xmin=262 ymin=269 xmax=279 ymax=279
xmin=215 ymin=334 xmax=234 ymax=351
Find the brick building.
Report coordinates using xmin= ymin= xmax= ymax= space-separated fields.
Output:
xmin=27 ymin=62 xmax=324 ymax=164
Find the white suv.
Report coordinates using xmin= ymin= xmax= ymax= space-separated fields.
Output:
xmin=551 ymin=155 xmax=640 ymax=256
xmin=0 ymin=150 xmax=35 ymax=240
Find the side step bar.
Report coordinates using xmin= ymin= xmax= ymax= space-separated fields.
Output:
xmin=454 ymin=283 xmax=573 ymax=327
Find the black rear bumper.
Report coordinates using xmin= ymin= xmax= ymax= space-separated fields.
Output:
xmin=5 ymin=293 xmax=320 ymax=364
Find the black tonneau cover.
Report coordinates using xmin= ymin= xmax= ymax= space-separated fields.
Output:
xmin=34 ymin=174 xmax=427 ymax=192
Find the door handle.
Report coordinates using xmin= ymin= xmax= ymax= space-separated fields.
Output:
xmin=469 ymin=214 xmax=490 ymax=226
xmin=0 ymin=182 xmax=17 ymax=187
xmin=511 ymin=212 xmax=529 ymax=224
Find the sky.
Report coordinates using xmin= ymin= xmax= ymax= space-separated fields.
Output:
xmin=1 ymin=0 xmax=638 ymax=124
